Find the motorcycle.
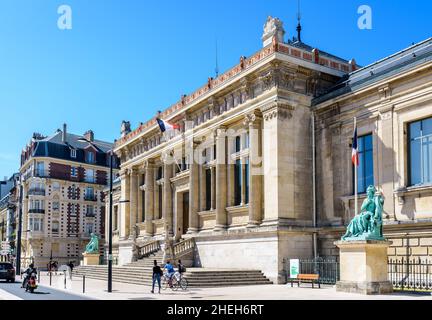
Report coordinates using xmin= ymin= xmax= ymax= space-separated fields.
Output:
xmin=25 ymin=272 xmax=38 ymax=293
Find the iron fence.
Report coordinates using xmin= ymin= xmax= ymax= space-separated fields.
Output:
xmin=297 ymin=258 xmax=340 ymax=285
xmin=388 ymin=258 xmax=432 ymax=292
xmin=99 ymin=256 xmax=118 ymax=266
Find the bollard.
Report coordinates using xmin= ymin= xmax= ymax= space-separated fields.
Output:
xmin=64 ymin=271 xmax=67 ymax=289
xmin=49 ymin=272 xmax=52 ymax=286
xmin=83 ymin=275 xmax=85 ymax=293
xmin=38 ymin=270 xmax=40 ymax=283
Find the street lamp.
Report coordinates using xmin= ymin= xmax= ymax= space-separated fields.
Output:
xmin=16 ymin=183 xmax=23 ymax=276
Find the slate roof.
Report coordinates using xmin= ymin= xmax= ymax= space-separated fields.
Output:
xmin=30 ymin=130 xmax=115 ymax=168
xmin=312 ymin=38 xmax=432 ymax=106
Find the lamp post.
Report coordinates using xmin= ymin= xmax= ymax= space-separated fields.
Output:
xmin=108 ymin=150 xmax=114 ymax=292
xmin=16 ymin=183 xmax=23 ymax=276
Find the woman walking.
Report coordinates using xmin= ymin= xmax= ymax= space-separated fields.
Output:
xmin=151 ymin=260 xmax=163 ymax=294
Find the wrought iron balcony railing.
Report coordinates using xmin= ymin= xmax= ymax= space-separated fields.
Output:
xmin=28 ymin=188 xmax=46 ymax=196
xmin=84 ymin=194 xmax=97 ymax=201
xmin=28 ymin=208 xmax=45 ymax=214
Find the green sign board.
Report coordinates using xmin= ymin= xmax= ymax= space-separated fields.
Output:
xmin=290 ymin=259 xmax=299 ymax=278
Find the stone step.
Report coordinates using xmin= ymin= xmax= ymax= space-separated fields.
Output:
xmin=73 ymin=267 xmax=272 ymax=287
xmin=72 ymin=274 xmax=271 ymax=287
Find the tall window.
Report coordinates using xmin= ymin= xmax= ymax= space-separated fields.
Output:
xmin=234 ymin=159 xmax=242 ymax=206
xmin=354 ymin=134 xmax=374 ymax=194
xmin=86 ymin=205 xmax=95 ymax=217
xmin=235 ymin=136 xmax=241 ymax=153
xmin=205 ymin=169 xmax=212 ymax=210
xmin=158 ymin=185 xmax=163 ymax=219
xmin=71 ymin=167 xmax=78 ymax=178
xmin=85 ymin=223 xmax=94 ymax=235
xmin=70 ymin=149 xmax=77 ymax=158
xmin=52 ymin=221 xmax=59 ymax=234
xmin=86 ymin=151 xmax=95 ymax=164
xmin=409 ymin=117 xmax=432 ymax=186
xmin=85 ymin=169 xmax=95 ymax=183
xmin=85 ymin=187 xmax=95 ymax=200
xmin=29 ymin=217 xmax=43 ymax=232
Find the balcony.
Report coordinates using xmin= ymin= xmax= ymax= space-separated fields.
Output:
xmin=84 ymin=194 xmax=97 ymax=201
xmin=28 ymin=188 xmax=46 ymax=196
xmin=28 ymin=209 xmax=45 ymax=214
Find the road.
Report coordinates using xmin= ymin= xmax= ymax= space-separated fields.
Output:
xmin=0 ymin=277 xmax=92 ymax=300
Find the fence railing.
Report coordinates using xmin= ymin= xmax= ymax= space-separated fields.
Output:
xmin=99 ymin=256 xmax=119 ymax=266
xmin=388 ymin=258 xmax=432 ymax=292
xmin=295 ymin=258 xmax=340 ymax=285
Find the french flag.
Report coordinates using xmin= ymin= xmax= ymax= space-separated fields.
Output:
xmin=352 ymin=120 xmax=359 ymax=167
xmin=156 ymin=118 xmax=180 ymax=133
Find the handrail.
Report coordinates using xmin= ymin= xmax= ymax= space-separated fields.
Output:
xmin=173 ymin=238 xmax=195 ymax=258
xmin=137 ymin=240 xmax=161 ymax=259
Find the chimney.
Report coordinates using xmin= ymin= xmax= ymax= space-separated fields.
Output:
xmin=84 ymin=130 xmax=94 ymax=142
xmin=62 ymin=123 xmax=67 ymax=143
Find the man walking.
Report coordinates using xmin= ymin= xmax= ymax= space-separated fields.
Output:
xmin=151 ymin=260 xmax=163 ymax=294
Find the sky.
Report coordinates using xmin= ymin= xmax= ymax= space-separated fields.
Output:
xmin=0 ymin=0 xmax=431 ymax=179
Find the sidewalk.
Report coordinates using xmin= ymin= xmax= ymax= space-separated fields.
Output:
xmin=33 ymin=273 xmax=432 ymax=300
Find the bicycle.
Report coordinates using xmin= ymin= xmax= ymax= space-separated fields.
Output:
xmin=161 ymin=272 xmax=188 ymax=291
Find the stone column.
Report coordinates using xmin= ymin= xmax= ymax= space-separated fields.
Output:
xmin=187 ymin=140 xmax=199 ymax=234
xmin=378 ymin=108 xmax=395 ymax=220
xmin=245 ymin=112 xmax=263 ymax=227
xmin=137 ymin=171 xmax=144 ymax=223
xmin=119 ymin=169 xmax=130 ymax=239
xmin=163 ymin=156 xmax=174 ymax=237
xmin=214 ymin=128 xmax=227 ymax=231
xmin=129 ymin=168 xmax=138 ymax=239
xmin=261 ymin=101 xmax=295 ymax=222
xmin=144 ymin=161 xmax=155 ymax=236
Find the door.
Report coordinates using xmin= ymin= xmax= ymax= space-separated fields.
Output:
xmin=182 ymin=192 xmax=189 ymax=235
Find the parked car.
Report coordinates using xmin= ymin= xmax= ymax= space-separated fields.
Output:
xmin=0 ymin=262 xmax=15 ymax=282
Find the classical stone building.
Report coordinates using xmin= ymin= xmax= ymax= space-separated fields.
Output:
xmin=111 ymin=16 xmax=355 ymax=283
xmin=110 ymin=16 xmax=432 ymax=283
xmin=19 ymin=124 xmax=118 ymax=269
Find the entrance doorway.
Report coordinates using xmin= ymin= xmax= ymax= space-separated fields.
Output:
xmin=182 ymin=192 xmax=189 ymax=235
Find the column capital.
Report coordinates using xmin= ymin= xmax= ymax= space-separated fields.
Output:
xmin=260 ymin=100 xmax=294 ymax=121
xmin=243 ymin=110 xmax=262 ymax=127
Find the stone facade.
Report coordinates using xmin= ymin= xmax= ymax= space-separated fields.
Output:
xmin=110 ymin=17 xmax=432 ymax=283
xmin=313 ymin=38 xmax=432 ymax=262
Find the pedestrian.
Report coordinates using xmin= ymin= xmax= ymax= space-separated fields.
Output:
xmin=151 ymin=260 xmax=163 ymax=294
xmin=178 ymin=259 xmax=186 ymax=276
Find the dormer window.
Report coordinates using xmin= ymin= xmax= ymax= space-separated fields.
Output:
xmin=86 ymin=151 xmax=95 ymax=164
xmin=70 ymin=149 xmax=77 ymax=158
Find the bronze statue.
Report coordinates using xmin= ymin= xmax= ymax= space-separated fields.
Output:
xmin=85 ymin=233 xmax=99 ymax=254
xmin=342 ymin=185 xmax=385 ymax=241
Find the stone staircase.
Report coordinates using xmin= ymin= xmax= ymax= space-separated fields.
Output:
xmin=74 ymin=250 xmax=272 ymax=287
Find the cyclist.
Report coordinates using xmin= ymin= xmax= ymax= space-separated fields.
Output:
xmin=164 ymin=260 xmax=175 ymax=287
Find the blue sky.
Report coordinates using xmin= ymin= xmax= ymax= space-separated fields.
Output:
xmin=0 ymin=0 xmax=431 ymax=178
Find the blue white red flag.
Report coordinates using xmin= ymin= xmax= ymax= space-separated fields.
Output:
xmin=156 ymin=118 xmax=180 ymax=133
xmin=352 ymin=121 xmax=359 ymax=167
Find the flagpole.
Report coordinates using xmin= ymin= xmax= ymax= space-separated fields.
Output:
xmin=354 ymin=117 xmax=358 ymax=216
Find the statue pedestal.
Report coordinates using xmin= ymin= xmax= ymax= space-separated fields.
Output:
xmin=334 ymin=240 xmax=393 ymax=295
xmin=82 ymin=252 xmax=100 ymax=266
